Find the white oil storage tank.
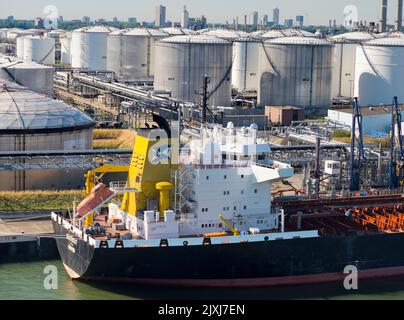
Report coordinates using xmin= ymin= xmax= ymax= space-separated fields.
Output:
xmin=16 ymin=36 xmax=25 ymax=59
xmin=330 ymin=32 xmax=377 ymax=99
xmin=71 ymin=26 xmax=117 ymax=70
xmin=354 ymin=36 xmax=404 ymax=106
xmin=232 ymin=37 xmax=262 ymax=92
xmin=0 ymin=81 xmax=95 ymax=191
xmin=258 ymin=37 xmax=334 ymax=115
xmin=5 ymin=62 xmax=54 ymax=96
xmin=154 ymin=35 xmax=233 ymax=107
xmin=107 ymin=28 xmax=167 ymax=82
xmin=0 ymin=29 xmax=7 ymax=41
xmin=60 ymin=32 xmax=72 ymax=65
xmin=21 ymin=36 xmax=55 ymax=64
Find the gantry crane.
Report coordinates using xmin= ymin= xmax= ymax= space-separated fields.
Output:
xmin=388 ymin=96 xmax=404 ymax=189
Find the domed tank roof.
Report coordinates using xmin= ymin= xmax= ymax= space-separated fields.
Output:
xmin=160 ymin=27 xmax=195 ymax=35
xmin=0 ymin=82 xmax=94 ymax=132
xmin=266 ymin=36 xmax=332 ymax=46
xmin=201 ymin=29 xmax=249 ymax=40
xmin=73 ymin=25 xmax=118 ymax=33
xmin=110 ymin=28 xmax=167 ymax=37
xmin=364 ymin=36 xmax=404 ymax=47
xmin=159 ymin=34 xmax=231 ymax=45
xmin=330 ymin=31 xmax=377 ymax=43
xmin=261 ymin=29 xmax=316 ymax=39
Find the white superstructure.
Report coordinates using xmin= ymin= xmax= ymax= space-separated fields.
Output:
xmin=109 ymin=123 xmax=294 ymax=240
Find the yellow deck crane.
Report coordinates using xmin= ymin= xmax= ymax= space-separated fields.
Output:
xmin=219 ymin=215 xmax=240 ymax=236
xmin=85 ymin=165 xmax=130 ymax=195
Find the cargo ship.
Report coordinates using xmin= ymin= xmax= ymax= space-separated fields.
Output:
xmin=53 ymin=115 xmax=404 ymax=287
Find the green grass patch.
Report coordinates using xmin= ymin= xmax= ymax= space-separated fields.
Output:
xmin=332 ymin=130 xmax=352 ymax=139
xmin=0 ymin=190 xmax=85 ymax=212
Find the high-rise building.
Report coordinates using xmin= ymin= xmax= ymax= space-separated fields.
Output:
xmin=181 ymin=5 xmax=189 ymax=28
xmin=35 ymin=17 xmax=44 ymax=28
xmin=296 ymin=15 xmax=304 ymax=27
xmin=113 ymin=17 xmax=119 ymax=23
xmin=261 ymin=14 xmax=269 ymax=27
xmin=252 ymin=11 xmax=259 ymax=26
xmin=58 ymin=16 xmax=64 ymax=23
xmin=82 ymin=16 xmax=91 ymax=24
xmin=284 ymin=19 xmax=293 ymax=28
xmin=273 ymin=8 xmax=280 ymax=26
xmin=155 ymin=5 xmax=166 ymax=27
xmin=128 ymin=17 xmax=137 ymax=24
xmin=7 ymin=16 xmax=14 ymax=22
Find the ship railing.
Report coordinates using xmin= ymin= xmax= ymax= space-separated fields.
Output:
xmin=109 ymin=181 xmax=141 ymax=194
xmin=190 ymin=163 xmax=250 ymax=170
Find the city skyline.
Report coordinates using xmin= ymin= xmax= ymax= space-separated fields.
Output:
xmin=0 ymin=0 xmax=400 ymax=26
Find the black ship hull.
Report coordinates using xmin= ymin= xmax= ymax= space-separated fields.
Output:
xmin=53 ymin=220 xmax=404 ymax=287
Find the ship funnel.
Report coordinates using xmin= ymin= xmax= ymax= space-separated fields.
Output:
xmin=396 ymin=0 xmax=403 ymax=31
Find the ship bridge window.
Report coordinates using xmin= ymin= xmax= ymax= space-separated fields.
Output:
xmin=244 ymin=205 xmax=247 ymax=210
xmin=202 ymin=208 xmax=209 ymax=212
xmin=258 ymin=155 xmax=265 ymax=161
xmin=254 ymin=189 xmax=258 ymax=194
xmin=241 ymin=175 xmax=244 ymax=179
xmin=206 ymin=176 xmax=209 ymax=180
xmin=224 ymin=175 xmax=227 ymax=179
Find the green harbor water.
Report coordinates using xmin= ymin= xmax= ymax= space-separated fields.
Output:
xmin=2 ymin=260 xmax=404 ymax=300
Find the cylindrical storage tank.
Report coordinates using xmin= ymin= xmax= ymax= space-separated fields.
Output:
xmin=46 ymin=29 xmax=66 ymax=42
xmin=355 ymin=36 xmax=404 ymax=105
xmin=60 ymin=33 xmax=72 ymax=65
xmin=5 ymin=28 xmax=22 ymax=41
xmin=330 ymin=32 xmax=376 ymax=99
xmin=154 ymin=35 xmax=233 ymax=107
xmin=0 ymin=29 xmax=7 ymax=41
xmin=5 ymin=62 xmax=54 ymax=96
xmin=16 ymin=36 xmax=25 ymax=59
xmin=22 ymin=36 xmax=55 ymax=64
xmin=258 ymin=37 xmax=334 ymax=114
xmin=232 ymin=37 xmax=262 ymax=92
xmin=71 ymin=26 xmax=117 ymax=70
xmin=107 ymin=28 xmax=167 ymax=81
xmin=8 ymin=29 xmax=38 ymax=42
xmin=0 ymin=82 xmax=95 ymax=191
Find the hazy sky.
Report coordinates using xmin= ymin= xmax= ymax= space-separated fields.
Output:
xmin=0 ymin=0 xmax=400 ymax=25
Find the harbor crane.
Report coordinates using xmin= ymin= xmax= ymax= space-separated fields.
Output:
xmin=388 ymin=96 xmax=404 ymax=189
xmin=349 ymin=97 xmax=365 ymax=192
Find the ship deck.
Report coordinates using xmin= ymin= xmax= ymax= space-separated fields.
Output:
xmin=277 ymin=195 xmax=404 ymax=236
xmin=57 ymin=195 xmax=404 ymax=240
